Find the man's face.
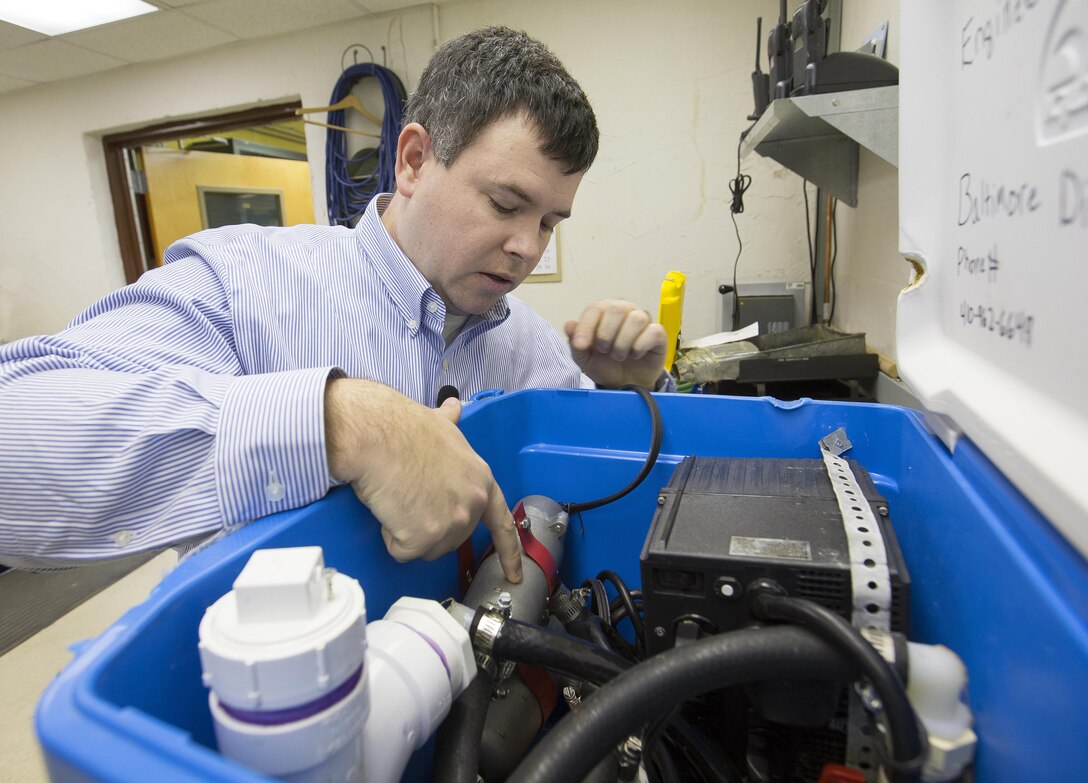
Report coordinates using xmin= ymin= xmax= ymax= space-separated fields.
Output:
xmin=388 ymin=113 xmax=584 ymax=316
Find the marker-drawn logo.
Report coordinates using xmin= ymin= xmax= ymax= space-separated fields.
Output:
xmin=1038 ymin=0 xmax=1088 ymax=143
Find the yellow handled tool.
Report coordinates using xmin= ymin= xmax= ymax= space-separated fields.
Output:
xmin=657 ymin=270 xmax=686 ymax=373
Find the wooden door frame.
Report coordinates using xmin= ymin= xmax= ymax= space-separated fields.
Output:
xmin=103 ymin=102 xmax=302 ymax=285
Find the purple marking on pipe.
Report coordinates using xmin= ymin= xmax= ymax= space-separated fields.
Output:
xmin=393 ymin=621 xmax=451 ymax=680
xmin=219 ymin=664 xmax=363 ymax=726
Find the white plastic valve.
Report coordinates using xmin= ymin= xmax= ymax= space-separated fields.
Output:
xmin=906 ymin=642 xmax=977 ymax=782
xmin=199 ymin=547 xmax=368 ymax=782
xmin=360 ymin=597 xmax=477 ymax=783
xmin=198 ymin=547 xmax=476 ymax=783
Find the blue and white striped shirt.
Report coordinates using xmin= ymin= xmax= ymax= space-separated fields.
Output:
xmin=0 ymin=195 xmax=592 ymax=570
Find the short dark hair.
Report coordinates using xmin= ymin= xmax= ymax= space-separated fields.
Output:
xmin=403 ymin=26 xmax=599 ymax=175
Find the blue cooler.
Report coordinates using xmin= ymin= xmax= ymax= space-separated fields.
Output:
xmin=33 ymin=389 xmax=1088 ymax=782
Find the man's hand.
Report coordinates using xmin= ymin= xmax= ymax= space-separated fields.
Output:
xmin=324 ymin=378 xmax=523 ymax=583
xmin=565 ymin=299 xmax=668 ymax=389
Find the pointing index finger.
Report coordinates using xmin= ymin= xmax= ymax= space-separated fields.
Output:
xmin=481 ymin=481 xmax=524 ymax=583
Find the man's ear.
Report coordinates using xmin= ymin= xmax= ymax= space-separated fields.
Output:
xmin=393 ymin=122 xmax=433 ymax=197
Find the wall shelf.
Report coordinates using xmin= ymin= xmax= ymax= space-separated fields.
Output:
xmin=740 ymin=85 xmax=898 ymax=206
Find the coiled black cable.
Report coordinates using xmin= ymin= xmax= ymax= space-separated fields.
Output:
xmin=730 ymin=127 xmax=753 ymax=216
xmin=728 ymin=129 xmax=754 ymax=330
xmin=324 ymin=63 xmax=405 ymax=227
xmin=597 ymin=569 xmax=646 ymax=657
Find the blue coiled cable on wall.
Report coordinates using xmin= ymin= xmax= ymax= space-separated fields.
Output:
xmin=324 ymin=63 xmax=406 ymax=227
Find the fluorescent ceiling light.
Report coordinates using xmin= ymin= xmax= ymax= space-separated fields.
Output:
xmin=0 ymin=0 xmax=158 ymax=36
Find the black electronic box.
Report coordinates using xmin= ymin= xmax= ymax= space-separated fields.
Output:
xmin=640 ymin=455 xmax=910 ymax=655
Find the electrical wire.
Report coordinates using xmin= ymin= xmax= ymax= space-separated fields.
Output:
xmin=828 ymin=197 xmax=839 ymax=323
xmin=578 ymin=577 xmax=639 ymax=661
xmin=803 ymin=179 xmax=816 ymax=325
xmin=581 ymin=578 xmax=612 ymax=627
xmin=729 ymin=127 xmax=754 ymax=330
xmin=730 ymin=131 xmax=753 ymax=216
xmin=597 ymin=570 xmax=646 ymax=656
xmin=609 ymin=591 xmax=643 ymax=625
xmin=324 ymin=62 xmax=405 ymax=227
xmin=562 ymin=384 xmax=663 ymax=515
xmin=729 ymin=212 xmax=743 ymax=332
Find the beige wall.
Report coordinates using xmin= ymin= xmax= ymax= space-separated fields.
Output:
xmin=439 ymin=0 xmax=818 ymax=345
xmin=0 ymin=0 xmax=903 ymax=368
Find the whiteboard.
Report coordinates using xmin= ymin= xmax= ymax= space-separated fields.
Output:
xmin=899 ymin=0 xmax=1088 ymax=555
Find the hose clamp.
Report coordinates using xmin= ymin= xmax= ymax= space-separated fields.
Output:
xmin=474 ymin=651 xmax=498 ymax=679
xmin=473 ymin=610 xmax=504 ymax=654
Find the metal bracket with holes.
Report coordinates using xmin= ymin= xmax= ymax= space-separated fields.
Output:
xmin=819 ymin=429 xmax=893 ymax=780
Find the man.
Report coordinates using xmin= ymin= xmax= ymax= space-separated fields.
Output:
xmin=0 ymin=27 xmax=669 ymax=578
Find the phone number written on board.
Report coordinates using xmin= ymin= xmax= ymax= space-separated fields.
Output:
xmin=959 ymin=301 xmax=1034 ymax=346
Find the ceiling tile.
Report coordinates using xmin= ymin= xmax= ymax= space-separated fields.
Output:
xmin=355 ymin=0 xmax=448 ymax=13
xmin=183 ymin=0 xmax=367 ymax=40
xmin=0 ymin=21 xmax=46 ymax=51
xmin=0 ymin=72 xmax=36 ymax=94
xmin=62 ymin=10 xmax=237 ymax=63
xmin=0 ymin=40 xmax=128 ymax=82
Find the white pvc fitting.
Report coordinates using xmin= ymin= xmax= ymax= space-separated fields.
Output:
xmin=360 ymin=597 xmax=477 ymax=783
xmin=198 ymin=547 xmax=368 ymax=781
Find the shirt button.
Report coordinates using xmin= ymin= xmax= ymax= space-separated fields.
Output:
xmin=443 ymin=359 xmax=449 ymax=370
xmin=265 ymin=469 xmax=285 ymax=502
xmin=113 ymin=530 xmax=134 ymax=547
xmin=426 ymin=301 xmax=439 ymax=314
xmin=407 ymin=318 xmax=418 ymax=330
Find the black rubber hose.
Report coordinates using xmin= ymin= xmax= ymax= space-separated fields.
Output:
xmin=489 ymin=616 xmax=632 ymax=686
xmin=565 ymin=610 xmax=615 ymax=651
xmin=582 ymin=750 xmax=621 ymax=783
xmin=508 ymin=625 xmax=857 ymax=783
xmin=433 ymin=665 xmax=494 ymax=783
xmin=648 ymin=740 xmax=683 ymax=783
xmin=665 ymin=716 xmax=741 ymax=783
xmin=751 ymin=593 xmax=924 ymax=783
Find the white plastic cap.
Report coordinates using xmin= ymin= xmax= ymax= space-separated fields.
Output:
xmin=906 ymin=642 xmax=977 ymax=782
xmin=198 ymin=547 xmax=367 ymax=711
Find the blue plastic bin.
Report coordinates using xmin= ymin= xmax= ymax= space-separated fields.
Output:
xmin=36 ymin=389 xmax=1088 ymax=782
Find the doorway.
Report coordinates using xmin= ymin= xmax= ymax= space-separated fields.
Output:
xmin=103 ymin=102 xmax=313 ymax=285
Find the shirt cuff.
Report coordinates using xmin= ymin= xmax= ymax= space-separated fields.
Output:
xmin=214 ymin=367 xmax=338 ymax=527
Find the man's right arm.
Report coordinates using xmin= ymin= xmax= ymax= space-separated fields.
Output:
xmin=0 ymin=256 xmax=522 ymax=579
xmin=0 ymin=255 xmax=334 ymax=570
xmin=324 ymin=378 xmax=522 ymax=582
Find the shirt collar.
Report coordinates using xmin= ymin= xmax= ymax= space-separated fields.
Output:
xmin=355 ymin=195 xmax=511 ymax=333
